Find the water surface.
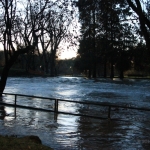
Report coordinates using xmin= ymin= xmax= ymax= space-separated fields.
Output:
xmin=0 ymin=77 xmax=150 ymax=149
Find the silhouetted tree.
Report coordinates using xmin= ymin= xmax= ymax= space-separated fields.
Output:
xmin=126 ymin=0 xmax=150 ymax=51
xmin=77 ymin=0 xmax=133 ymax=78
xmin=0 ymin=0 xmax=49 ymax=95
xmin=34 ymin=0 xmax=78 ymax=76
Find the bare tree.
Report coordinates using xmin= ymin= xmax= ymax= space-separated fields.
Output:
xmin=126 ymin=0 xmax=150 ymax=50
xmin=0 ymin=0 xmax=49 ymax=95
xmin=36 ymin=0 xmax=78 ymax=76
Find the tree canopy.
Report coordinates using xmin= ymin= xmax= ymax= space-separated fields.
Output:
xmin=75 ymin=0 xmax=150 ymax=78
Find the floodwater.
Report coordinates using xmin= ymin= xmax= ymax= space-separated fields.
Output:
xmin=0 ymin=77 xmax=150 ymax=149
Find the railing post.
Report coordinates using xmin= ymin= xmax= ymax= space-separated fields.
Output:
xmin=55 ymin=99 xmax=58 ymax=112
xmin=14 ymin=94 xmax=17 ymax=119
xmin=108 ymin=106 xmax=111 ymax=119
xmin=54 ymin=99 xmax=56 ymax=112
xmin=57 ymin=99 xmax=58 ymax=112
xmin=15 ymin=94 xmax=17 ymax=106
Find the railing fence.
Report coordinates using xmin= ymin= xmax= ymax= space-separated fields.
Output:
xmin=0 ymin=92 xmax=150 ymax=120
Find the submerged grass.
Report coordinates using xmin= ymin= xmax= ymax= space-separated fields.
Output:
xmin=0 ymin=135 xmax=53 ymax=150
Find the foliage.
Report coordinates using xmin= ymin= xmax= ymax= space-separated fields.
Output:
xmin=77 ymin=0 xmax=137 ymax=78
xmin=57 ymin=58 xmax=76 ymax=75
xmin=132 ymin=43 xmax=150 ymax=72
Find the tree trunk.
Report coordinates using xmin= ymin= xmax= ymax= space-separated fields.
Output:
xmin=119 ymin=70 xmax=124 ymax=79
xmin=88 ymin=69 xmax=91 ymax=78
xmin=0 ymin=52 xmax=19 ymax=97
xmin=103 ymin=57 xmax=107 ymax=78
xmin=110 ymin=60 xmax=114 ymax=78
xmin=45 ymin=61 xmax=49 ymax=74
xmin=50 ymin=61 xmax=55 ymax=77
xmin=0 ymin=66 xmax=10 ymax=96
xmin=92 ymin=63 xmax=97 ymax=78
xmin=0 ymin=46 xmax=32 ymax=97
xmin=50 ymin=51 xmax=56 ymax=77
xmin=50 ymin=48 xmax=58 ymax=77
xmin=55 ymin=68 xmax=57 ymax=76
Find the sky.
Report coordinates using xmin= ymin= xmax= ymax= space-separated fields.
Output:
xmin=0 ymin=0 xmax=80 ymax=60
xmin=59 ymin=49 xmax=77 ymax=59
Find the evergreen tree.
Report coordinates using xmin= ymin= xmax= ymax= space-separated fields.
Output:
xmin=77 ymin=0 xmax=133 ymax=78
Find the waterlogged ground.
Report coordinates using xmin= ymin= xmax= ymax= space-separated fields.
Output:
xmin=0 ymin=77 xmax=150 ymax=149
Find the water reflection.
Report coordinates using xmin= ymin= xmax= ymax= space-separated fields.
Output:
xmin=54 ymin=114 xmax=79 ymax=149
xmin=77 ymin=116 xmax=142 ymax=149
xmin=0 ymin=104 xmax=150 ymax=149
xmin=0 ymin=96 xmax=14 ymax=120
xmin=0 ymin=106 xmax=6 ymax=120
xmin=76 ymin=103 xmax=150 ymax=150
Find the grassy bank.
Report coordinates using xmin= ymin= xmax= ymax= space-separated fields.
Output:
xmin=0 ymin=135 xmax=53 ymax=150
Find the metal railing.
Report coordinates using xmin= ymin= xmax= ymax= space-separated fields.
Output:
xmin=1 ymin=92 xmax=150 ymax=120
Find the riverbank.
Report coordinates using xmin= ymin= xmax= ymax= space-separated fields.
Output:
xmin=0 ymin=67 xmax=50 ymax=77
xmin=0 ymin=67 xmax=29 ymax=77
xmin=0 ymin=135 xmax=53 ymax=150
xmin=0 ymin=67 xmax=150 ymax=79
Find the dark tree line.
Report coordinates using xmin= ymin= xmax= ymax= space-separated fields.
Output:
xmin=75 ymin=0 xmax=150 ymax=78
